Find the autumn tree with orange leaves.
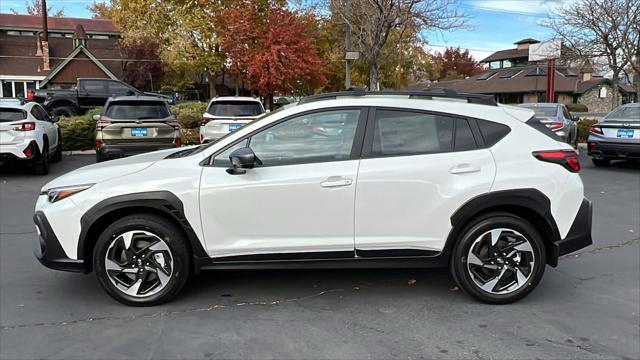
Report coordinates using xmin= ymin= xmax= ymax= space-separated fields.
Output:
xmin=219 ymin=2 xmax=326 ymax=109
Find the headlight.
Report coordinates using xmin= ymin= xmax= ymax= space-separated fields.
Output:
xmin=41 ymin=184 xmax=93 ymax=203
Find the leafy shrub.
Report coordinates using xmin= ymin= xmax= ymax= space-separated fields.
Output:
xmin=567 ymin=103 xmax=588 ymax=112
xmin=58 ymin=108 xmax=100 ymax=151
xmin=171 ymin=102 xmax=207 ymax=129
xmin=577 ymin=118 xmax=598 ymax=143
xmin=181 ymin=128 xmax=200 ymax=146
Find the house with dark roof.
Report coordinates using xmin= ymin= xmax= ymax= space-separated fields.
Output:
xmin=0 ymin=13 xmax=123 ymax=98
xmin=421 ymin=38 xmax=636 ymax=112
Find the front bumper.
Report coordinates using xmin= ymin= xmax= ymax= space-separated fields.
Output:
xmin=587 ymin=141 xmax=640 ymax=160
xmin=549 ymin=198 xmax=593 ymax=266
xmin=97 ymin=142 xmax=178 ymax=160
xmin=33 ymin=211 xmax=85 ymax=272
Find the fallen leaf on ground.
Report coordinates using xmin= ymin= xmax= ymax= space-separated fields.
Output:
xmin=450 ymin=286 xmax=459 ymax=292
xmin=408 ymin=278 xmax=417 ymax=285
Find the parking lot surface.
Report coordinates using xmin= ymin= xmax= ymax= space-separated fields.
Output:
xmin=1 ymin=154 xmax=638 ymax=359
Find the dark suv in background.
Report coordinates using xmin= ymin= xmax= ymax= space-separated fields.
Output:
xmin=94 ymin=96 xmax=181 ymax=162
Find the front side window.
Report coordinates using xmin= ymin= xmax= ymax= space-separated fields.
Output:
xmin=371 ymin=110 xmax=454 ymax=157
xmin=108 ymin=81 xmax=135 ymax=95
xmin=213 ymin=139 xmax=249 ymax=167
xmin=243 ymin=109 xmax=360 ymax=167
xmin=82 ymin=80 xmax=106 ymax=93
xmin=30 ymin=106 xmax=46 ymax=120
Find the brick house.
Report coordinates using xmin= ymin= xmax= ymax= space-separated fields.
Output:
xmin=0 ymin=13 xmax=123 ymax=97
xmin=425 ymin=38 xmax=636 ymax=112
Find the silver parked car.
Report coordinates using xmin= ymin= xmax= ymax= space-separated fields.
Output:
xmin=587 ymin=103 xmax=640 ymax=167
xmin=518 ymin=103 xmax=579 ymax=147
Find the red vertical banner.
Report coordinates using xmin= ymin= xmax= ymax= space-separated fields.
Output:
xmin=546 ymin=59 xmax=556 ymax=102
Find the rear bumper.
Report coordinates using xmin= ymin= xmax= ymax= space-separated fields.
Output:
xmin=97 ymin=143 xmax=178 ymax=160
xmin=33 ymin=211 xmax=85 ymax=272
xmin=0 ymin=141 xmax=39 ymax=162
xmin=588 ymin=141 xmax=640 ymax=159
xmin=549 ymin=198 xmax=593 ymax=266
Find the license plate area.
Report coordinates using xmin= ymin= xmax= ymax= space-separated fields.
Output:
xmin=228 ymin=123 xmax=242 ymax=132
xmin=131 ymin=127 xmax=148 ymax=137
xmin=617 ymin=129 xmax=634 ymax=138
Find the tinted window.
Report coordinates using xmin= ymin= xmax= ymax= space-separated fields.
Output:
xmin=108 ymin=81 xmax=135 ymax=95
xmin=477 ymin=119 xmax=511 ymax=146
xmin=604 ymin=106 xmax=640 ymax=122
xmin=0 ymin=108 xmax=27 ymax=122
xmin=372 ymin=110 xmax=454 ymax=157
xmin=82 ymin=80 xmax=106 ymax=93
xmin=213 ymin=139 xmax=248 ymax=167
xmin=454 ymin=118 xmax=477 ymax=151
xmin=207 ymin=101 xmax=264 ymax=117
xmin=105 ymin=101 xmax=170 ymax=119
xmin=248 ymin=109 xmax=360 ymax=167
xmin=30 ymin=106 xmax=46 ymax=120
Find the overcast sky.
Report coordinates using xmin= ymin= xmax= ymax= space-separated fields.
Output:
xmin=2 ymin=0 xmax=569 ymax=62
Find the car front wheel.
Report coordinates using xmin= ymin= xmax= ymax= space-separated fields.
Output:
xmin=93 ymin=214 xmax=191 ymax=306
xmin=451 ymin=213 xmax=546 ymax=304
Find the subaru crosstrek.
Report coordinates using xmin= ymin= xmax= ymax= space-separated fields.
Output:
xmin=34 ymin=89 xmax=592 ymax=306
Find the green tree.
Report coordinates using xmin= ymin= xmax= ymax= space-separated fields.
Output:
xmin=88 ymin=1 xmax=113 ymax=19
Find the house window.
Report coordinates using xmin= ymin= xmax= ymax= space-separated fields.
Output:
xmin=89 ymin=34 xmax=110 ymax=39
xmin=502 ymin=59 xmax=512 ymax=68
xmin=0 ymin=81 xmax=38 ymax=98
xmin=599 ymin=87 xmax=607 ymax=98
xmin=488 ymin=61 xmax=501 ymax=69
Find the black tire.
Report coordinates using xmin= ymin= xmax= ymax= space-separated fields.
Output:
xmin=33 ymin=142 xmax=49 ymax=175
xmin=450 ymin=213 xmax=546 ymax=304
xmin=591 ymin=158 xmax=610 ymax=167
xmin=50 ymin=106 xmax=76 ymax=118
xmin=95 ymin=151 xmax=104 ymax=163
xmin=93 ymin=213 xmax=191 ymax=306
xmin=51 ymin=132 xmax=63 ymax=162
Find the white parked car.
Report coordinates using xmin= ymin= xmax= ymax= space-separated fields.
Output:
xmin=0 ymin=99 xmax=62 ymax=174
xmin=199 ymin=96 xmax=265 ymax=142
xmin=34 ymin=89 xmax=592 ymax=306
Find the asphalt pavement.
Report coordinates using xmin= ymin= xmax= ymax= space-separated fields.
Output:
xmin=0 ymin=153 xmax=638 ymax=359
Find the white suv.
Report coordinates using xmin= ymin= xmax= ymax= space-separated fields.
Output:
xmin=1 ymin=99 xmax=62 ymax=174
xmin=199 ymin=96 xmax=265 ymax=142
xmin=34 ymin=89 xmax=592 ymax=306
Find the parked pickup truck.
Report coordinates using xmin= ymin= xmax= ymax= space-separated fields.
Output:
xmin=33 ymin=78 xmax=175 ymax=117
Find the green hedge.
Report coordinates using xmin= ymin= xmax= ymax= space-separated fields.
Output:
xmin=171 ymin=102 xmax=207 ymax=130
xmin=577 ymin=118 xmax=598 ymax=143
xmin=567 ymin=103 xmax=588 ymax=112
xmin=58 ymin=108 xmax=100 ymax=151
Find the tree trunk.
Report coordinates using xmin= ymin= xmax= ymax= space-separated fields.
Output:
xmin=208 ymin=73 xmax=217 ymax=99
xmin=266 ymin=93 xmax=274 ymax=111
xmin=611 ymin=70 xmax=620 ymax=110
xmin=369 ymin=61 xmax=378 ymax=91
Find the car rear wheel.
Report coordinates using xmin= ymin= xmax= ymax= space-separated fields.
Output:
xmin=93 ymin=214 xmax=191 ymax=306
xmin=451 ymin=213 xmax=546 ymax=304
xmin=50 ymin=106 xmax=75 ymax=118
xmin=591 ymin=158 xmax=610 ymax=167
xmin=33 ymin=143 xmax=49 ymax=175
xmin=51 ymin=133 xmax=62 ymax=162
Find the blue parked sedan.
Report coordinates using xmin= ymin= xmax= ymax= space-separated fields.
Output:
xmin=587 ymin=103 xmax=640 ymax=167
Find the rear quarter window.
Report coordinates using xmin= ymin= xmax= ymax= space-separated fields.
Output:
xmin=105 ymin=101 xmax=170 ymax=119
xmin=476 ymin=119 xmax=511 ymax=146
xmin=0 ymin=108 xmax=27 ymax=122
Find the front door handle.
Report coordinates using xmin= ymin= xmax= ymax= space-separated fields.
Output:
xmin=320 ymin=176 xmax=353 ymax=188
xmin=450 ymin=164 xmax=481 ymax=174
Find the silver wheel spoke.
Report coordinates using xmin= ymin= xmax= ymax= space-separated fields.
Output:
xmin=515 ymin=267 xmax=528 ymax=285
xmin=105 ymin=258 xmax=123 ymax=272
xmin=480 ymin=268 xmax=506 ymax=292
xmin=489 ymin=229 xmax=502 ymax=246
xmin=514 ymin=240 xmax=533 ymax=253
xmin=124 ymin=279 xmax=143 ymax=296
xmin=121 ymin=231 xmax=134 ymax=250
xmin=468 ymin=253 xmax=498 ymax=269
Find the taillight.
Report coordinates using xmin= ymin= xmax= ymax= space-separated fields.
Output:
xmin=95 ymin=139 xmax=103 ymax=149
xmin=95 ymin=119 xmax=111 ymax=130
xmin=11 ymin=121 xmax=36 ymax=131
xmin=548 ymin=122 xmax=564 ymax=131
xmin=165 ymin=119 xmax=180 ymax=129
xmin=589 ymin=125 xmax=603 ymax=135
xmin=533 ymin=150 xmax=580 ymax=173
xmin=200 ymin=117 xmax=211 ymax=126
xmin=175 ymin=137 xmax=182 ymax=147
xmin=23 ymin=143 xmax=33 ymax=158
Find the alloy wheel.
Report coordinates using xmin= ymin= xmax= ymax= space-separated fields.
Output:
xmin=104 ymin=230 xmax=174 ymax=298
xmin=466 ymin=228 xmax=535 ymax=295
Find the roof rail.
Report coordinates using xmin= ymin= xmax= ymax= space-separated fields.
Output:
xmin=0 ymin=97 xmax=29 ymax=105
xmin=298 ymin=87 xmax=497 ymax=106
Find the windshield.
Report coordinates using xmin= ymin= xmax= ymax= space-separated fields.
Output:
xmin=206 ymin=101 xmax=264 ymax=117
xmin=0 ymin=108 xmax=27 ymax=122
xmin=105 ymin=101 xmax=170 ymax=120
xmin=604 ymin=106 xmax=640 ymax=122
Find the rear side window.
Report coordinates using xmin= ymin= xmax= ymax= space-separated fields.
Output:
xmin=372 ymin=110 xmax=454 ymax=157
xmin=454 ymin=118 xmax=477 ymax=151
xmin=82 ymin=80 xmax=106 ymax=93
xmin=477 ymin=119 xmax=511 ymax=147
xmin=207 ymin=101 xmax=264 ymax=117
xmin=0 ymin=108 xmax=27 ymax=122
xmin=30 ymin=106 xmax=46 ymax=121
xmin=105 ymin=101 xmax=170 ymax=120
xmin=526 ymin=117 xmax=562 ymax=141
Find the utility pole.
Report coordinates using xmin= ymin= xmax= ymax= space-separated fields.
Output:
xmin=344 ymin=1 xmax=351 ymax=89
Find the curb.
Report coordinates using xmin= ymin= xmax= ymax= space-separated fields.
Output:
xmin=62 ymin=150 xmax=95 ymax=156
xmin=578 ymin=143 xmax=587 ymax=150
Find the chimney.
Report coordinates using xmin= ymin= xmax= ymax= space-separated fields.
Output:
xmin=580 ymin=60 xmax=594 ymax=82
xmin=40 ymin=0 xmax=50 ymax=71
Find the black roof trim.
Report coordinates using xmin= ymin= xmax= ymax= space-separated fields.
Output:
xmin=298 ymin=88 xmax=497 ymax=106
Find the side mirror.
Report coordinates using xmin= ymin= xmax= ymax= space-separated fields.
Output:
xmin=227 ymin=147 xmax=261 ymax=175
xmin=51 ymin=115 xmax=60 ymax=123
xmin=571 ymin=115 xmax=580 ymax=121
xmin=92 ymin=114 xmax=101 ymax=121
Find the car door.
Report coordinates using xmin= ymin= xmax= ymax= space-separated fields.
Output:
xmin=199 ymin=107 xmax=367 ymax=259
xmin=354 ymin=108 xmax=496 ymax=256
xmin=31 ymin=105 xmax=57 ymax=150
xmin=78 ymin=80 xmax=109 ymax=109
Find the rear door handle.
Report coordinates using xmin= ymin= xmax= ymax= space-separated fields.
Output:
xmin=450 ymin=164 xmax=481 ymax=174
xmin=320 ymin=176 xmax=353 ymax=188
